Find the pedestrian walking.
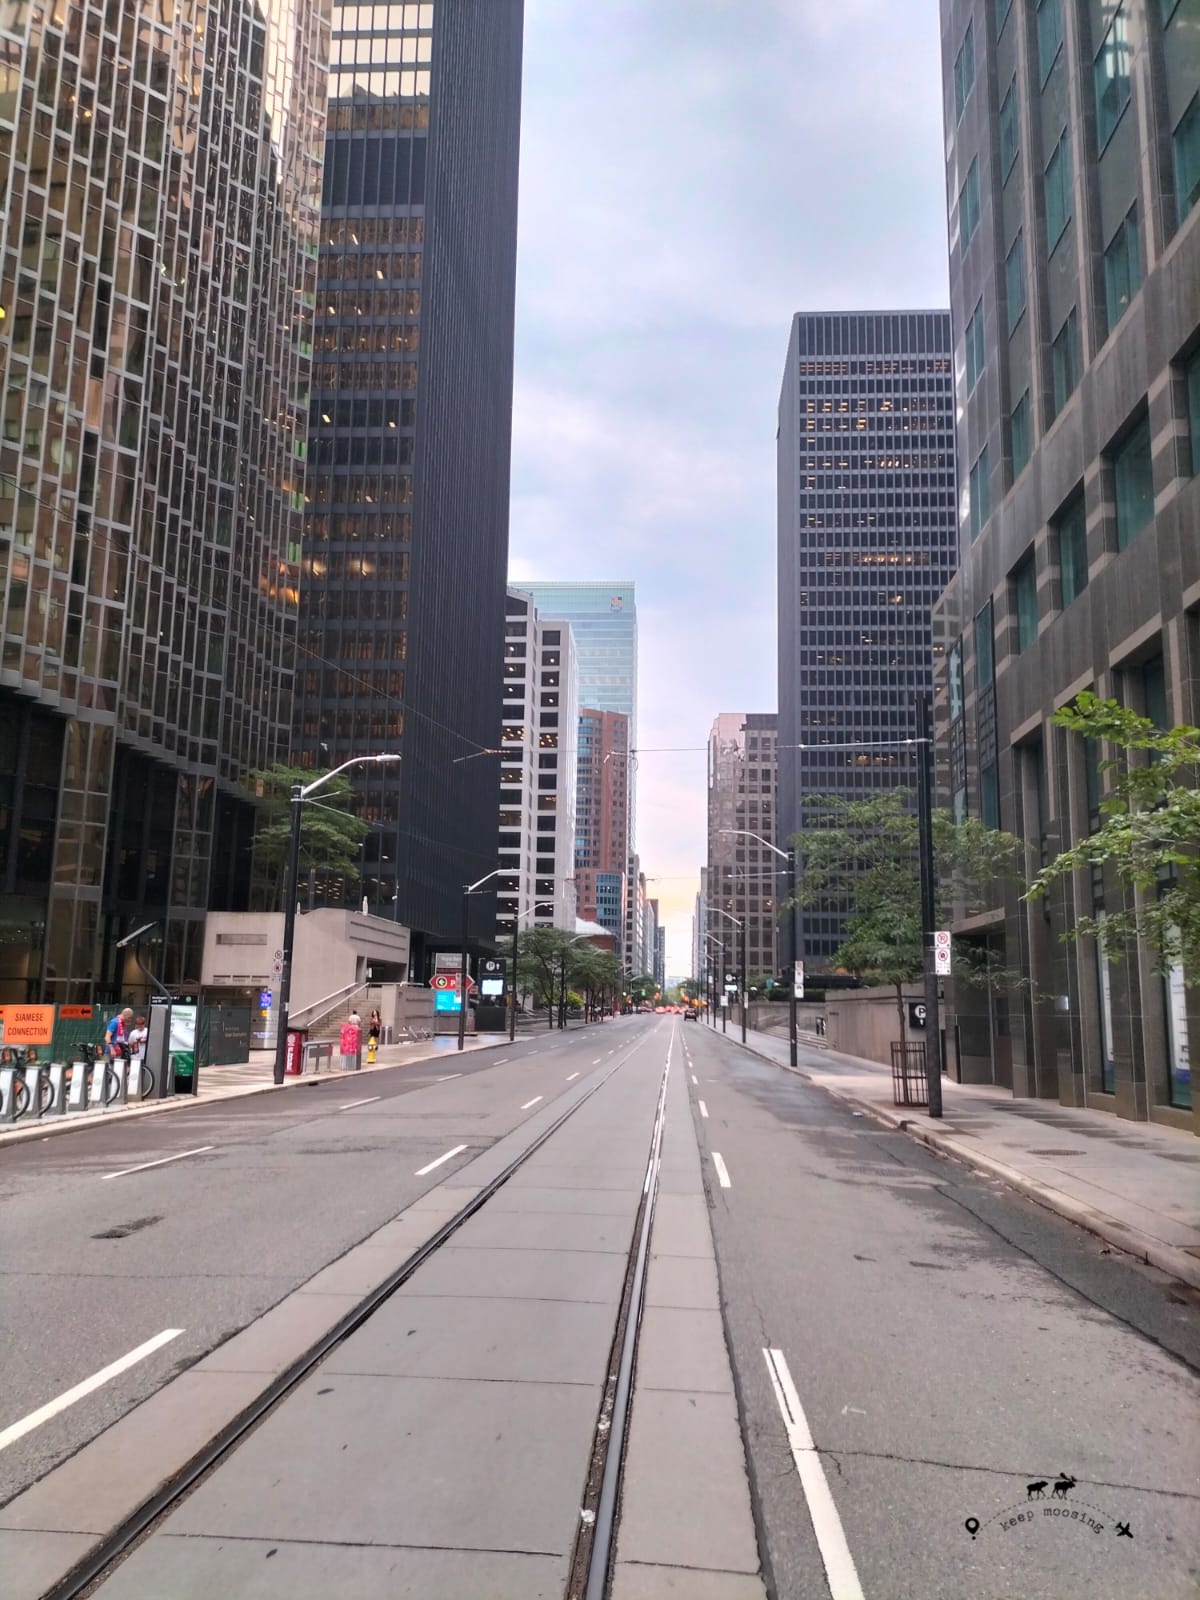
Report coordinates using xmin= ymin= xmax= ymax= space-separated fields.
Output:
xmin=368 ymin=1009 xmax=381 ymax=1049
xmin=348 ymin=1007 xmax=362 ymax=1029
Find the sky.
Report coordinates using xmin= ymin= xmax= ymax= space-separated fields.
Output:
xmin=508 ymin=0 xmax=951 ymax=977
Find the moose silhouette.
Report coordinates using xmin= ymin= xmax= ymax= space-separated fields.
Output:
xmin=1052 ymin=1474 xmax=1076 ymax=1499
xmin=1026 ymin=1480 xmax=1048 ymax=1500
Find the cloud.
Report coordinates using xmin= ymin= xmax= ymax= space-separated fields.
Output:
xmin=511 ymin=0 xmax=950 ymax=974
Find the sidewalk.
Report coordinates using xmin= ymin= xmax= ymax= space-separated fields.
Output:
xmin=729 ymin=1024 xmax=1200 ymax=1291
xmin=0 ymin=1033 xmax=510 ymax=1149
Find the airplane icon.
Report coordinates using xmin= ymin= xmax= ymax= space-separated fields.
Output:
xmin=1115 ymin=1522 xmax=1133 ymax=1539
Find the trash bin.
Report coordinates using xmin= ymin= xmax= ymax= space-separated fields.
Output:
xmin=285 ymin=1029 xmax=308 ymax=1076
xmin=891 ymin=1040 xmax=928 ymax=1106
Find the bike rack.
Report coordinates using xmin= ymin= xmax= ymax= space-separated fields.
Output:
xmin=68 ymin=1056 xmax=92 ymax=1112
xmin=45 ymin=1063 xmax=68 ymax=1117
xmin=0 ymin=1067 xmax=18 ymax=1124
xmin=23 ymin=1062 xmax=47 ymax=1117
xmin=110 ymin=1058 xmax=130 ymax=1109
xmin=88 ymin=1056 xmax=108 ymax=1107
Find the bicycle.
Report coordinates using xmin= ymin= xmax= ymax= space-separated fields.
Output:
xmin=3 ymin=1061 xmax=53 ymax=1121
xmin=103 ymin=1041 xmax=155 ymax=1102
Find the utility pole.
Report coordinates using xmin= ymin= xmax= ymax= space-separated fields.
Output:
xmin=457 ymin=887 xmax=471 ymax=1053
xmin=787 ymin=844 xmax=799 ymax=1068
xmin=916 ymin=692 xmax=943 ymax=1117
xmin=740 ymin=912 xmax=748 ymax=1045
xmin=273 ymin=782 xmax=304 ymax=1085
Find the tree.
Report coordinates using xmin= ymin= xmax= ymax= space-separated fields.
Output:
xmin=794 ymin=790 xmax=1023 ymax=1043
xmin=630 ymin=973 xmax=658 ymax=1007
xmin=250 ymin=764 xmax=369 ymax=910
xmin=515 ymin=927 xmax=569 ymax=1021
xmin=1026 ymin=693 xmax=1200 ymax=978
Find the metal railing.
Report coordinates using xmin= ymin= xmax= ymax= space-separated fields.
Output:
xmin=289 ymin=980 xmax=370 ymax=1031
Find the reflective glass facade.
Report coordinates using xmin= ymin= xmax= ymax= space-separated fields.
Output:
xmin=0 ymin=0 xmax=326 ymax=1002
xmin=296 ymin=0 xmax=524 ymax=959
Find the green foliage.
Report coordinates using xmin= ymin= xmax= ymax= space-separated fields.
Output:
xmin=251 ymin=765 xmax=370 ymax=909
xmin=1026 ymin=693 xmax=1200 ymax=978
xmin=630 ymin=973 xmax=659 ymax=1003
xmin=792 ymin=789 xmax=1024 ymax=1032
xmin=514 ymin=928 xmax=622 ymax=1010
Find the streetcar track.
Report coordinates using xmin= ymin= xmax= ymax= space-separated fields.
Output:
xmin=50 ymin=1023 xmax=667 ymax=1600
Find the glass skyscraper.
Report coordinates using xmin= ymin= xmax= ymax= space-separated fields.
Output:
xmin=520 ymin=582 xmax=638 ymax=733
xmin=296 ymin=0 xmax=525 ymax=963
xmin=0 ymin=0 xmax=326 ymax=1002
xmin=777 ymin=312 xmax=958 ymax=967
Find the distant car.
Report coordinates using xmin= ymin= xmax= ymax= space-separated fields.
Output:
xmin=684 ymin=1007 xmax=699 ymax=1021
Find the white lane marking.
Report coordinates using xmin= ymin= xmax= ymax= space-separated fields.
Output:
xmin=763 ymin=1348 xmax=866 ymax=1600
xmin=691 ymin=1073 xmax=698 ymax=1085
xmin=520 ymin=1096 xmax=543 ymax=1110
xmin=494 ymin=1058 xmax=509 ymax=1065
xmin=567 ymin=1073 xmax=580 ymax=1081
xmin=698 ymin=1100 xmax=709 ymax=1119
xmin=101 ymin=1147 xmax=213 ymax=1181
xmin=0 ymin=1329 xmax=184 ymax=1452
xmin=436 ymin=1073 xmax=462 ymax=1082
xmin=339 ymin=1096 xmax=381 ymax=1110
xmin=592 ymin=1058 xmax=602 ymax=1065
xmin=414 ymin=1143 xmax=468 ymax=1176
xmin=712 ymin=1151 xmax=732 ymax=1188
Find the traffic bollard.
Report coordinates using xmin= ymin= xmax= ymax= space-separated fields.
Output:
xmin=45 ymin=1064 xmax=68 ymax=1116
xmin=0 ymin=1067 xmax=19 ymax=1124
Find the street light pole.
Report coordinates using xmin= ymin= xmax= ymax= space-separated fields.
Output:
xmin=708 ymin=906 xmax=743 ymax=1038
xmin=916 ymin=692 xmax=944 ymax=1117
xmin=272 ymin=753 xmax=401 ymax=1085
xmin=718 ymin=829 xmax=795 ymax=1064
xmin=459 ymin=867 xmax=505 ymax=1052
xmin=509 ymin=900 xmax=554 ymax=1042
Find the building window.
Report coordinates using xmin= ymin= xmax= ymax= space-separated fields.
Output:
xmin=1158 ymin=0 xmax=1183 ymax=22
xmin=995 ymin=0 xmax=1014 ymax=34
xmin=1037 ymin=0 xmax=1064 ymax=85
xmin=1005 ymin=232 xmax=1026 ymax=333
xmin=960 ymin=158 xmax=981 ymax=249
xmin=1142 ymin=653 xmax=1168 ymax=731
xmin=1103 ymin=206 xmax=1142 ymax=333
xmin=1013 ymin=550 xmax=1038 ymax=652
xmin=980 ymin=762 xmax=1000 ymax=828
xmin=1056 ymin=491 xmax=1088 ymax=605
xmin=1094 ymin=5 xmax=1131 ymax=150
xmin=1051 ymin=308 xmax=1081 ymax=418
xmin=1011 ymin=390 xmax=1032 ymax=478
xmin=1000 ymin=79 xmax=1020 ymax=179
xmin=955 ymin=21 xmax=975 ymax=120
xmin=1044 ymin=130 xmax=1072 ymax=251
xmin=1112 ymin=413 xmax=1154 ymax=549
xmin=966 ymin=299 xmax=986 ymax=393
xmin=949 ymin=639 xmax=965 ymax=720
xmin=1187 ymin=346 xmax=1200 ymax=474
xmin=969 ymin=446 xmax=991 ymax=540
xmin=975 ymin=600 xmax=995 ymax=689
xmin=1176 ymin=93 xmax=1200 ymax=221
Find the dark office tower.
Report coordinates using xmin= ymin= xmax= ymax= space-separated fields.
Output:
xmin=934 ymin=1 xmax=1197 ymax=1132
xmin=777 ymin=312 xmax=958 ymax=967
xmin=575 ymin=707 xmax=630 ymax=953
xmin=297 ymin=1 xmax=524 ymax=964
xmin=0 ymin=1 xmax=326 ymax=1003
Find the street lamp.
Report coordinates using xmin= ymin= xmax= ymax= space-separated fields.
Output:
xmin=508 ymin=900 xmax=554 ymax=1042
xmin=720 ymin=828 xmax=799 ymax=1069
xmin=704 ymin=932 xmax=725 ymax=1032
xmin=273 ymin=754 xmax=401 ymax=1085
xmin=459 ymin=868 xmax=505 ymax=1052
xmin=708 ymin=905 xmax=746 ymax=1043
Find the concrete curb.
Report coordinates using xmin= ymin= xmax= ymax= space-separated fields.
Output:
xmin=0 ymin=1035 xmax=514 ymax=1152
xmin=731 ymin=1034 xmax=1200 ymax=1294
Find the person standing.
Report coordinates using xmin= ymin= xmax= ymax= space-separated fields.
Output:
xmin=105 ymin=1007 xmax=134 ymax=1060
xmin=128 ymin=1016 xmax=149 ymax=1058
xmin=368 ymin=1009 xmax=381 ymax=1049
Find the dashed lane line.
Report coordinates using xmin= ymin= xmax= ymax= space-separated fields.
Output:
xmin=414 ymin=1143 xmax=467 ymax=1177
xmin=0 ymin=1330 xmax=184 ymax=1453
xmin=712 ymin=1151 xmax=732 ymax=1188
xmin=101 ymin=1147 xmax=213 ymax=1181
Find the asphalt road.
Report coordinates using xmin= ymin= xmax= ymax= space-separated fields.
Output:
xmin=680 ymin=1021 xmax=1200 ymax=1600
xmin=0 ymin=1015 xmax=646 ymax=1507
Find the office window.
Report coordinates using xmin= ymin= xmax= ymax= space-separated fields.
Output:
xmin=1056 ymin=492 xmax=1088 ymax=605
xmin=1095 ymin=5 xmax=1131 ymax=150
xmin=966 ymin=300 xmax=986 ymax=394
xmin=1104 ymin=206 xmax=1142 ymax=334
xmin=1112 ymin=414 xmax=1154 ymax=549
xmin=955 ymin=21 xmax=975 ymax=120
xmin=1051 ymin=308 xmax=1080 ymax=417
xmin=1005 ymin=232 xmax=1026 ymax=332
xmin=960 ymin=158 xmax=981 ymax=249
xmin=975 ymin=600 xmax=995 ymax=690
xmin=1187 ymin=346 xmax=1200 ymax=473
xmin=1143 ymin=654 xmax=1168 ymax=731
xmin=980 ymin=762 xmax=1000 ymax=828
xmin=1013 ymin=550 xmax=1038 ymax=652
xmin=969 ymin=447 xmax=991 ymax=540
xmin=1045 ymin=130 xmax=1072 ymax=250
xmin=1037 ymin=0 xmax=1064 ymax=85
xmin=1011 ymin=390 xmax=1032 ymax=478
xmin=1000 ymin=79 xmax=1020 ymax=179
xmin=1176 ymin=94 xmax=1200 ymax=220
xmin=995 ymin=0 xmax=1014 ymax=33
